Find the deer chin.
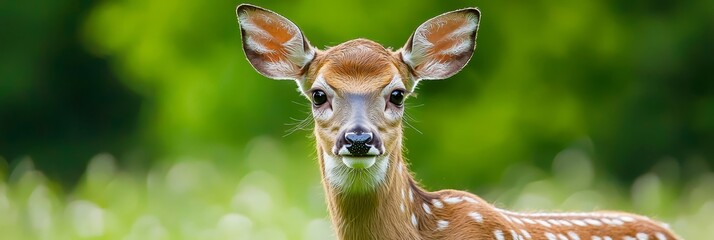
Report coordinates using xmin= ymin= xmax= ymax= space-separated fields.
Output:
xmin=323 ymin=152 xmax=389 ymax=193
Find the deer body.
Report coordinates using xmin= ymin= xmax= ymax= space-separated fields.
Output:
xmin=235 ymin=4 xmax=680 ymax=240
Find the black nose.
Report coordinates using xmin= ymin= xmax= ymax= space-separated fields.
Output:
xmin=345 ymin=132 xmax=373 ymax=156
xmin=345 ymin=132 xmax=372 ymax=144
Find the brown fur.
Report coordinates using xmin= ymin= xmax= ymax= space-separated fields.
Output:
xmin=304 ymin=39 xmax=412 ymax=94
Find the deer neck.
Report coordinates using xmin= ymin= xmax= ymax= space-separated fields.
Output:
xmin=317 ymin=146 xmax=428 ymax=239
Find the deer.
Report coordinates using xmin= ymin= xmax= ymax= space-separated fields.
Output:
xmin=234 ymin=4 xmax=681 ymax=240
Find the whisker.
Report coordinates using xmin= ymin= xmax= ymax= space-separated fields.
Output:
xmin=405 ymin=103 xmax=425 ymax=109
xmin=403 ymin=112 xmax=422 ymax=135
xmin=291 ymin=101 xmax=310 ymax=107
xmin=403 ymin=120 xmax=423 ymax=135
xmin=286 ymin=117 xmax=306 ymax=125
xmin=403 ymin=112 xmax=420 ymax=123
xmin=284 ymin=114 xmax=314 ymax=137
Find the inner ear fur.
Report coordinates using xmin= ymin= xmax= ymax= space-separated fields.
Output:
xmin=236 ymin=4 xmax=316 ymax=80
xmin=400 ymin=8 xmax=481 ymax=81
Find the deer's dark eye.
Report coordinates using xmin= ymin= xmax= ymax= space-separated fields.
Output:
xmin=312 ymin=90 xmax=328 ymax=106
xmin=389 ymin=90 xmax=405 ymax=106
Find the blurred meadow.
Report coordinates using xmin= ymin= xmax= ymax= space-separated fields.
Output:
xmin=1 ymin=0 xmax=714 ymax=239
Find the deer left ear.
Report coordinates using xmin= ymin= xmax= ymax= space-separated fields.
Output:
xmin=400 ymin=8 xmax=480 ymax=81
xmin=236 ymin=4 xmax=316 ymax=80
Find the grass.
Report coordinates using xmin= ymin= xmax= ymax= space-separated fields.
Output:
xmin=0 ymin=137 xmax=712 ymax=239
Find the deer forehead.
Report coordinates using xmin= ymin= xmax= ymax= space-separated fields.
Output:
xmin=307 ymin=39 xmax=412 ymax=94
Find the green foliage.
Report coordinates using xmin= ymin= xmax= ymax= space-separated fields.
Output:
xmin=1 ymin=0 xmax=713 ymax=239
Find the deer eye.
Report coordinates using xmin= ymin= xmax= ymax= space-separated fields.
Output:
xmin=312 ymin=90 xmax=328 ymax=106
xmin=389 ymin=90 xmax=405 ymax=106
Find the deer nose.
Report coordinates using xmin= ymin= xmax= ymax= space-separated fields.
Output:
xmin=345 ymin=132 xmax=372 ymax=144
xmin=344 ymin=132 xmax=373 ymax=156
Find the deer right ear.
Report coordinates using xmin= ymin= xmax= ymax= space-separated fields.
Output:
xmin=236 ymin=4 xmax=316 ymax=80
xmin=400 ymin=8 xmax=480 ymax=81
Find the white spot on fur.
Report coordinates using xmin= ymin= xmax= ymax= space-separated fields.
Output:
xmin=422 ymin=203 xmax=431 ymax=215
xmin=442 ymin=196 xmax=462 ymax=204
xmin=557 ymin=234 xmax=568 ymax=240
xmin=493 ymin=209 xmax=644 ymax=224
xmin=571 ymin=219 xmax=587 ymax=226
xmin=411 ymin=214 xmax=417 ymax=227
xmin=510 ymin=230 xmax=520 ymax=240
xmin=592 ymin=236 xmax=602 ymax=240
xmin=547 ymin=219 xmax=561 ymax=226
xmin=603 ymin=237 xmax=612 ymax=240
xmin=432 ymin=199 xmax=443 ymax=208
xmin=522 ymin=218 xmax=536 ymax=224
xmin=601 ymin=218 xmax=614 ymax=225
xmin=494 ymin=229 xmax=505 ymax=240
xmin=520 ymin=229 xmax=531 ymax=239
xmin=409 ymin=189 xmax=414 ymax=202
xmin=401 ymin=189 xmax=405 ymax=200
xmin=654 ymin=232 xmax=667 ymax=240
xmin=463 ymin=196 xmax=478 ymax=203
xmin=637 ymin=233 xmax=649 ymax=240
xmin=584 ymin=218 xmax=602 ymax=226
xmin=620 ymin=216 xmax=636 ymax=222
xmin=567 ymin=231 xmax=580 ymax=240
xmin=400 ymin=203 xmax=405 ymax=213
xmin=436 ymin=220 xmax=449 ymax=230
xmin=558 ymin=219 xmax=573 ymax=226
xmin=468 ymin=211 xmax=483 ymax=223
xmin=545 ymin=232 xmax=557 ymax=240
xmin=512 ymin=217 xmax=524 ymax=225
xmin=624 ymin=236 xmax=637 ymax=240
xmin=501 ymin=213 xmax=513 ymax=223
xmin=536 ymin=219 xmax=552 ymax=227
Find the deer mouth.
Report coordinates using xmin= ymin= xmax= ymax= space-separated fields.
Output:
xmin=341 ymin=156 xmax=377 ymax=169
xmin=337 ymin=145 xmax=381 ymax=169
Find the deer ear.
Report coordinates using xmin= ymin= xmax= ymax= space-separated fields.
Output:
xmin=400 ymin=8 xmax=480 ymax=80
xmin=236 ymin=4 xmax=316 ymax=80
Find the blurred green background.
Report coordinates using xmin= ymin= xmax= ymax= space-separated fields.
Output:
xmin=1 ymin=0 xmax=713 ymax=239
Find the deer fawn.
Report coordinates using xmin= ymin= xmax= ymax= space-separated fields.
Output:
xmin=235 ymin=4 xmax=681 ymax=240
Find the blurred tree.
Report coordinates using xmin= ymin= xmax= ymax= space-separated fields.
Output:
xmin=0 ymin=0 xmax=142 ymax=184
xmin=1 ymin=0 xmax=712 ymax=188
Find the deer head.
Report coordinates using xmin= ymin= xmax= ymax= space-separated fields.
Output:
xmin=236 ymin=4 xmax=479 ymax=193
